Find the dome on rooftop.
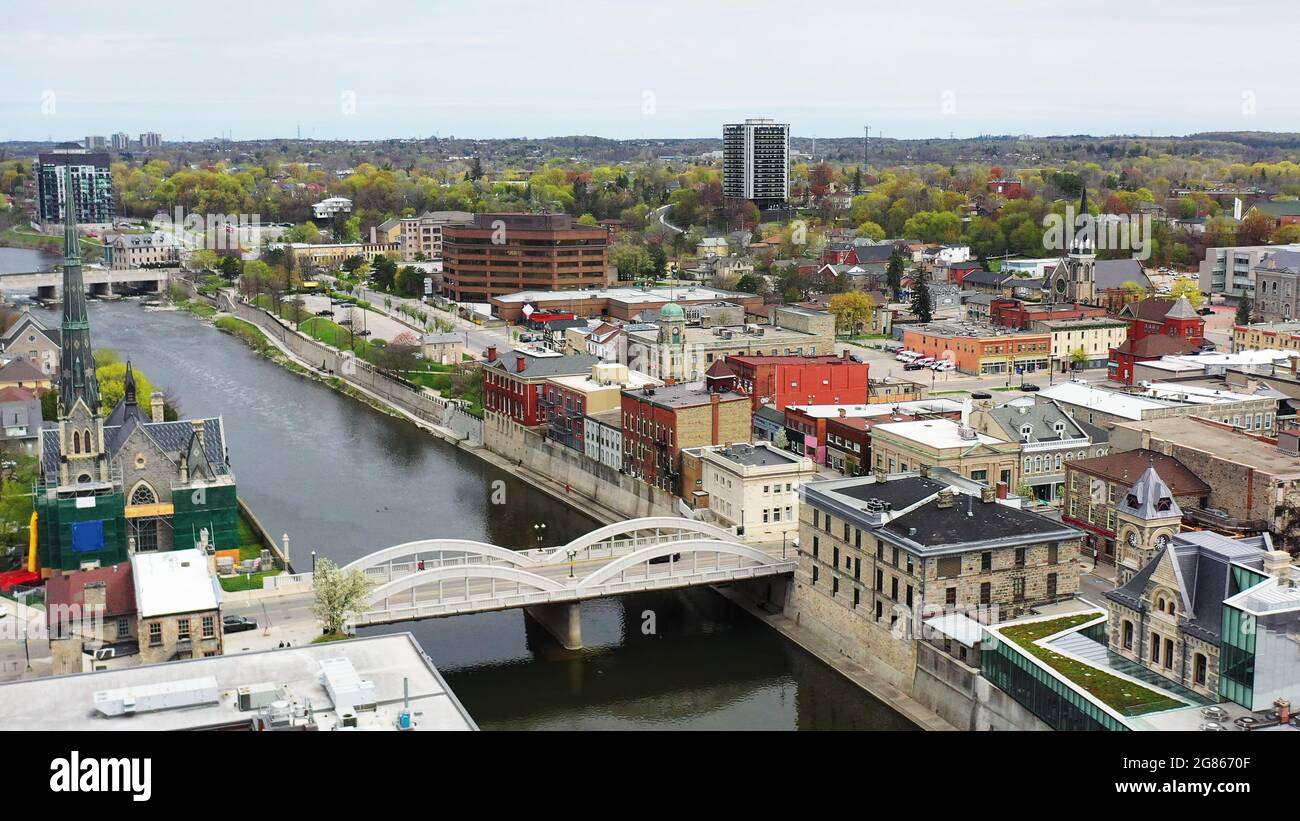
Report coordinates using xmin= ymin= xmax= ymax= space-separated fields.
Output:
xmin=659 ymin=302 xmax=685 ymax=318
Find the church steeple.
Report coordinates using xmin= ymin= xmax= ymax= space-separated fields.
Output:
xmin=58 ymin=163 xmax=100 ymax=419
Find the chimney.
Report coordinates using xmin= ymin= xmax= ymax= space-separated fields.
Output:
xmin=838 ymin=407 xmax=846 ymax=417
xmin=918 ymin=463 xmax=930 ymax=478
xmin=873 ymin=464 xmax=887 ymax=484
xmin=996 ymin=482 xmax=1009 ymax=500
xmin=191 ymin=418 xmax=205 ymax=453
xmin=710 ymin=392 xmax=721 ymax=444
xmin=936 ymin=489 xmax=955 ymax=509
xmin=1263 ymin=550 xmax=1293 ymax=586
xmin=515 ymin=355 xmax=526 ymax=373
xmin=369 ymin=226 xmax=377 ymax=244
xmin=486 ymin=345 xmax=497 ymax=362
xmin=150 ymin=391 xmax=165 ymax=423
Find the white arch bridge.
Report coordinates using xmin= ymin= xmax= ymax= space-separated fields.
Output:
xmin=341 ymin=517 xmax=796 ymax=648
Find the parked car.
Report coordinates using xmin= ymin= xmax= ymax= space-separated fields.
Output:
xmin=1021 ymin=383 xmax=1041 ymax=392
xmin=1197 ymin=306 xmax=1214 ymax=316
xmin=903 ymin=362 xmax=925 ymax=371
xmin=222 ymin=615 xmax=257 ymax=634
xmin=914 ymin=357 xmax=935 ymax=367
xmin=971 ymin=391 xmax=993 ymax=399
xmin=315 ymin=309 xmax=334 ymax=317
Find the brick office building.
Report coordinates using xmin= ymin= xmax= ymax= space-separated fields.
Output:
xmin=988 ymin=298 xmax=1109 ymax=330
xmin=620 ymin=382 xmax=751 ymax=493
xmin=726 ymin=352 xmax=869 ymax=411
xmin=482 ymin=347 xmax=599 ymax=427
xmin=441 ymin=213 xmax=609 ymax=303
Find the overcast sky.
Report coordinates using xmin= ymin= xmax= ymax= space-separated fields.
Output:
xmin=2 ymin=0 xmax=1297 ymax=143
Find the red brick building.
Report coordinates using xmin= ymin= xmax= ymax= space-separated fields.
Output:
xmin=1117 ymin=297 xmax=1205 ymax=348
xmin=442 ymin=213 xmax=609 ymax=303
xmin=725 ymin=352 xmax=869 ymax=411
xmin=988 ymin=179 xmax=1023 ymax=197
xmin=1107 ymin=297 xmax=1206 ymax=384
xmin=482 ymin=347 xmax=599 ymax=426
xmin=620 ymin=382 xmax=751 ymax=493
xmin=989 ymin=298 xmax=1110 ymax=330
xmin=1107 ymin=334 xmax=1196 ymax=384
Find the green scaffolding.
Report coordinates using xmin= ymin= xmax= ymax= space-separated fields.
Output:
xmin=35 ymin=490 xmax=129 ymax=572
xmin=170 ymin=482 xmax=241 ymax=553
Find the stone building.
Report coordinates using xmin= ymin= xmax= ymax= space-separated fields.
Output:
xmin=785 ymin=472 xmax=1083 ymax=685
xmin=132 ymin=549 xmax=224 ymax=664
xmin=0 ymin=312 xmax=62 ymax=377
xmin=970 ymin=398 xmax=1098 ymax=507
xmin=869 ymin=417 xmax=1021 ymax=491
xmin=1104 ymin=532 xmax=1289 ymax=700
xmin=1113 ymin=464 xmax=1185 ymax=585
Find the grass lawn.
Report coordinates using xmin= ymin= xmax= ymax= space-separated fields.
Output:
xmin=219 ymin=570 xmax=279 ymax=592
xmin=311 ymin=633 xmax=354 ymax=644
xmin=215 ymin=316 xmax=274 ymax=356
xmin=1000 ymin=615 xmax=1186 ymax=716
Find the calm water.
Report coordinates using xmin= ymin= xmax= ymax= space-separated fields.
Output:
xmin=34 ymin=301 xmax=914 ymax=730
xmin=0 ymin=246 xmax=59 ymax=274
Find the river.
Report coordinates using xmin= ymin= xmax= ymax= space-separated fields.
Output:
xmin=0 ymin=246 xmax=59 ymax=275
xmin=30 ymin=300 xmax=915 ymax=730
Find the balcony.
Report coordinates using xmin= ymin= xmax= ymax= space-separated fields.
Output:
xmin=1183 ymin=506 xmax=1269 ymax=534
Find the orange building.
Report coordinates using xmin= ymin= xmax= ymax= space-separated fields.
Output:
xmin=902 ymin=322 xmax=1051 ymax=376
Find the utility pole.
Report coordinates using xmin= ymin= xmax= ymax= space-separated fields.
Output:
xmin=864 ymin=125 xmax=869 ymax=166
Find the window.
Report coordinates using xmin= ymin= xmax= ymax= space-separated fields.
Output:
xmin=148 ymin=622 xmax=162 ymax=647
xmin=1150 ymin=631 xmax=1160 ymax=664
xmin=980 ymin=582 xmax=991 ymax=605
xmin=1193 ymin=653 xmax=1208 ymax=686
xmin=1012 ymin=576 xmax=1025 ymax=602
xmin=202 ymin=615 xmax=215 ymax=639
xmin=1047 ymin=573 xmax=1058 ymax=599
xmin=981 ymin=551 xmax=992 ymax=572
xmin=945 ymin=587 xmax=957 ymax=606
xmin=130 ymin=482 xmax=157 ymax=506
xmin=1122 ymin=620 xmax=1133 ymax=650
xmin=177 ymin=618 xmax=190 ymax=642
xmin=1014 ymin=547 xmax=1026 ymax=567
xmin=937 ymin=556 xmax=961 ymax=578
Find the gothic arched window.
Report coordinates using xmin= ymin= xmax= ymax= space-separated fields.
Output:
xmin=130 ymin=483 xmax=158 ymax=506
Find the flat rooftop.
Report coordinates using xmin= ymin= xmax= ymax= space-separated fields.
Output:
xmin=1113 ymin=416 xmax=1300 ymax=476
xmin=0 ymin=633 xmax=477 ymax=731
xmin=872 ymin=418 xmax=1008 ymax=449
xmin=1039 ymin=381 xmax=1177 ymax=420
xmin=784 ymin=398 xmax=964 ymax=418
xmin=706 ymin=442 xmax=805 ymax=468
xmin=492 ymin=286 xmax=752 ymax=305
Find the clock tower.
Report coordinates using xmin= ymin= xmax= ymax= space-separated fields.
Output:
xmin=1115 ymin=463 xmax=1182 ymax=585
xmin=656 ymin=301 xmax=687 ymax=381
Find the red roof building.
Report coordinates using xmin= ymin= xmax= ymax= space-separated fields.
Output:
xmin=725 ymin=352 xmax=868 ymax=411
xmin=989 ymin=298 xmax=1110 ymax=330
xmin=1107 ymin=334 xmax=1197 ymax=384
xmin=1118 ymin=297 xmax=1205 ymax=348
xmin=483 ymin=348 xmax=599 ymax=426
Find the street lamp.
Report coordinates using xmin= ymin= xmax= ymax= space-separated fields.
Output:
xmin=533 ymin=522 xmax=547 ymax=546
xmin=567 ymin=548 xmax=578 ymax=579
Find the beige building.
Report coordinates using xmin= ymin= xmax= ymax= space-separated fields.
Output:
xmin=785 ymin=473 xmax=1082 ymax=687
xmin=627 ymin=304 xmax=834 ymax=383
xmin=105 ymin=233 xmax=181 ymax=270
xmin=869 ymin=418 xmax=1021 ymax=490
xmin=421 ymin=332 xmax=466 ymax=365
xmin=399 ymin=211 xmax=474 ymax=261
xmin=0 ymin=312 xmax=62 ymax=376
xmin=679 ymin=442 xmax=817 ymax=542
xmin=283 ymin=240 xmax=400 ymax=271
xmin=1033 ymin=317 xmax=1128 ymax=370
xmin=132 ymin=549 xmax=224 ymax=665
xmin=1233 ymin=321 xmax=1300 ymax=353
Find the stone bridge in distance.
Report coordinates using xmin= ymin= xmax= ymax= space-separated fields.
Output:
xmin=342 ymin=517 xmax=796 ymax=649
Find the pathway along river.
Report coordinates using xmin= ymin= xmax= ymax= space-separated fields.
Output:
xmin=32 ymin=300 xmax=915 ymax=730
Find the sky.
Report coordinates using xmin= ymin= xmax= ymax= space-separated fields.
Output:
xmin=2 ymin=0 xmax=1298 ymax=143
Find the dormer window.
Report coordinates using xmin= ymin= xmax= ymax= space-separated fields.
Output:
xmin=1156 ymin=497 xmax=1172 ymax=512
xmin=1126 ymin=493 xmax=1140 ymax=508
xmin=1020 ymin=425 xmax=1032 ymax=440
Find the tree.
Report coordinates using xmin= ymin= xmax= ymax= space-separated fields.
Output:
xmin=1273 ymin=224 xmax=1300 ymax=244
xmin=1069 ymin=347 xmax=1088 ymax=370
xmin=910 ymin=275 xmax=933 ymax=323
xmin=773 ymin=428 xmax=790 ymax=451
xmin=1238 ymin=209 xmax=1274 ymax=245
xmin=1122 ymin=280 xmax=1150 ymax=302
xmin=610 ymin=243 xmax=653 ymax=280
xmin=311 ymin=558 xmax=371 ymax=636
xmin=886 ymin=247 xmax=905 ymax=302
xmin=1236 ymin=297 xmax=1253 ymax=326
xmin=827 ymin=291 xmax=877 ymax=337
xmin=1168 ymin=275 xmax=1204 ymax=309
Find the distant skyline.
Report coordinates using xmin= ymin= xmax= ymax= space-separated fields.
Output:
xmin=3 ymin=0 xmax=1298 ymax=143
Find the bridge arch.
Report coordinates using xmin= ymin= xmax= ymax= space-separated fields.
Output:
xmin=342 ymin=539 xmax=540 ymax=575
xmin=366 ymin=564 xmax=567 ymax=608
xmin=576 ymin=539 xmax=780 ymax=589
xmin=541 ymin=516 xmax=737 ymax=563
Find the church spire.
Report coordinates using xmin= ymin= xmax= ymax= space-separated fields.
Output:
xmin=58 ymin=163 xmax=101 ymax=419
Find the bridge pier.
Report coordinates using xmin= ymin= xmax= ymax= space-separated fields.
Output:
xmin=90 ymin=282 xmax=109 ymax=297
xmin=524 ymin=603 xmax=583 ymax=650
xmin=37 ymin=284 xmax=58 ymax=301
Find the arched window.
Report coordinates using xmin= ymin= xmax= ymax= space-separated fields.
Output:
xmin=72 ymin=432 xmax=81 ymax=454
xmin=1122 ymin=620 xmax=1134 ymax=650
xmin=83 ymin=429 xmax=93 ymax=454
xmin=130 ymin=482 xmax=158 ymax=506
xmin=1193 ymin=653 xmax=1208 ymax=686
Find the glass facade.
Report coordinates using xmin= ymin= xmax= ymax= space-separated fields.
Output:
xmin=1219 ymin=605 xmax=1256 ymax=709
xmin=982 ymin=633 xmax=1129 ymax=732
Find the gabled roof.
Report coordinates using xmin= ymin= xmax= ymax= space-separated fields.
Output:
xmin=1111 ymin=334 xmax=1196 ymax=358
xmin=961 ymin=270 xmax=1007 ymax=287
xmin=42 ymin=418 xmax=227 ymax=479
xmin=1250 ymin=201 xmax=1300 ymax=218
xmin=1068 ymin=448 xmax=1208 ymax=497
xmin=1122 ymin=296 xmax=1199 ymax=323
xmin=983 ymin=400 xmax=1086 ymax=443
xmin=1094 ymin=258 xmax=1151 ymax=290
xmin=0 ymin=359 xmax=48 ymax=383
xmin=1106 ymin=532 xmax=1271 ymax=645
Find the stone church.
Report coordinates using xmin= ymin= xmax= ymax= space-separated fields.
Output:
xmin=35 ymin=165 xmax=239 ymax=574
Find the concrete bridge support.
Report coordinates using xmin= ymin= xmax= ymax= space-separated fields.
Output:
xmin=36 ymin=285 xmax=58 ymax=301
xmin=524 ymin=603 xmax=583 ymax=650
xmin=90 ymin=282 xmax=109 ymax=297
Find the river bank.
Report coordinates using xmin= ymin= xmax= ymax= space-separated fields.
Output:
xmin=58 ymin=299 xmax=912 ymax=729
xmin=189 ymin=287 xmax=952 ymax=729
